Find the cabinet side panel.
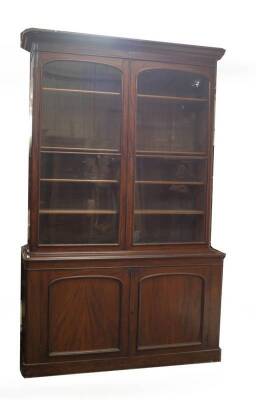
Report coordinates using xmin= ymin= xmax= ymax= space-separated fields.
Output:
xmin=206 ymin=263 xmax=223 ymax=346
xmin=29 ymin=50 xmax=41 ymax=249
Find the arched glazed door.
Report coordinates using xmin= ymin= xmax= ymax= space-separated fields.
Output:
xmin=32 ymin=55 xmax=129 ymax=250
xmin=126 ymin=62 xmax=212 ymax=247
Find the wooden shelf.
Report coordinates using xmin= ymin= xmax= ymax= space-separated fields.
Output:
xmin=40 ymin=209 xmax=118 ymax=215
xmin=136 ymin=180 xmax=205 ymax=185
xmin=134 ymin=209 xmax=204 ymax=215
xmin=42 ymin=87 xmax=120 ymax=96
xmin=137 ymin=93 xmax=208 ymax=102
xmin=39 ymin=209 xmax=204 ymax=216
xmin=40 ymin=178 xmax=119 ymax=184
xmin=41 ymin=148 xmax=206 ymax=158
xmin=136 ymin=150 xmax=207 ymax=158
xmin=40 ymin=146 xmax=120 ymax=156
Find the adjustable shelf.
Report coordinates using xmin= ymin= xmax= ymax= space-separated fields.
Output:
xmin=42 ymin=87 xmax=121 ymax=96
xmin=40 ymin=146 xmax=120 ymax=155
xmin=39 ymin=209 xmax=118 ymax=215
xmin=134 ymin=209 xmax=204 ymax=215
xmin=40 ymin=178 xmax=119 ymax=184
xmin=136 ymin=150 xmax=208 ymax=158
xmin=136 ymin=180 xmax=205 ymax=185
xmin=137 ymin=93 xmax=208 ymax=102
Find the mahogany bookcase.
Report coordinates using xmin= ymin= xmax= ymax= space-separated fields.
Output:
xmin=20 ymin=28 xmax=225 ymax=377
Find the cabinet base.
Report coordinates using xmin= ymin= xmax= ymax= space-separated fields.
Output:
xmin=21 ymin=348 xmax=221 ymax=378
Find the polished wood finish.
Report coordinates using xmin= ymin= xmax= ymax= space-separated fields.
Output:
xmin=20 ymin=28 xmax=225 ymax=377
xmin=21 ymin=254 xmax=223 ymax=377
xmin=22 ymin=268 xmax=129 ymax=363
xmin=132 ymin=265 xmax=222 ymax=353
xmin=21 ymin=28 xmax=225 ymax=65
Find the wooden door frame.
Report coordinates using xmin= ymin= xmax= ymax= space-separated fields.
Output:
xmin=29 ymin=52 xmax=130 ymax=252
xmin=125 ymin=60 xmax=216 ymax=250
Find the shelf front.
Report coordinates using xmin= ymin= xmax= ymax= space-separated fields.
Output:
xmin=129 ymin=64 xmax=210 ymax=245
xmin=37 ymin=57 xmax=128 ymax=247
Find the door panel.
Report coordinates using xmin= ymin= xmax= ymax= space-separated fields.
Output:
xmin=130 ymin=265 xmax=222 ymax=354
xmin=126 ymin=61 xmax=213 ymax=248
xmin=137 ymin=273 xmax=204 ymax=350
xmin=24 ymin=268 xmax=130 ymax=363
xmin=48 ymin=276 xmax=122 ymax=356
xmin=31 ymin=53 xmax=129 ymax=251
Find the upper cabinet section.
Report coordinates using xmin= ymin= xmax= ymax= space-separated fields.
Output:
xmin=21 ymin=29 xmax=225 ymax=251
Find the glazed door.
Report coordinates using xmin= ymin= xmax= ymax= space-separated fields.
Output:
xmin=24 ymin=268 xmax=130 ymax=363
xmin=129 ymin=265 xmax=222 ymax=354
xmin=33 ymin=54 xmax=128 ymax=250
xmin=127 ymin=62 xmax=212 ymax=247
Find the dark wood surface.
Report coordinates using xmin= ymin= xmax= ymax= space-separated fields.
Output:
xmin=21 ymin=259 xmax=223 ymax=377
xmin=20 ymin=28 xmax=225 ymax=377
xmin=22 ymin=348 xmax=221 ymax=378
xmin=21 ymin=28 xmax=225 ymax=66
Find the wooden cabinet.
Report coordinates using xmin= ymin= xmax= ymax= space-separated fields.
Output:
xmin=20 ymin=28 xmax=225 ymax=377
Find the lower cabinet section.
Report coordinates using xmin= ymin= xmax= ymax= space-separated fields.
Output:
xmin=21 ymin=261 xmax=223 ymax=377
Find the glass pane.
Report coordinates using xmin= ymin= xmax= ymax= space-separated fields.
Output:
xmin=138 ymin=69 xmax=208 ymax=98
xmin=136 ymin=157 xmax=206 ymax=182
xmin=43 ymin=61 xmax=121 ymax=92
xmin=134 ymin=215 xmax=204 ymax=243
xmin=39 ymin=61 xmax=122 ymax=245
xmin=135 ymin=184 xmax=205 ymax=211
xmin=134 ymin=69 xmax=208 ymax=244
xmin=41 ymin=153 xmax=120 ymax=180
xmin=41 ymin=61 xmax=122 ymax=150
xmin=137 ymin=99 xmax=207 ymax=153
xmin=40 ymin=215 xmax=118 ymax=245
xmin=40 ymin=181 xmax=119 ymax=211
